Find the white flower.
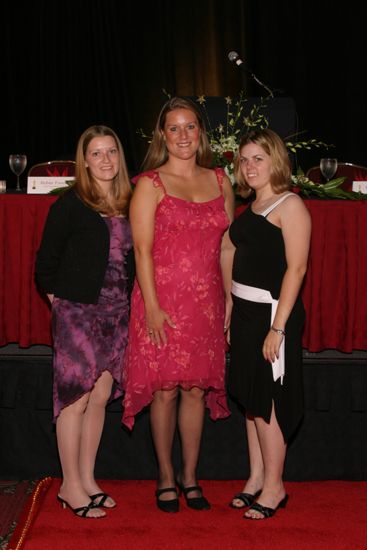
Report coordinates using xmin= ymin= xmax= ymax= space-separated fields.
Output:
xmin=224 ymin=164 xmax=235 ymax=184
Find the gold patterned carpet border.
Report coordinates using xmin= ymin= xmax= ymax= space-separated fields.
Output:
xmin=2 ymin=477 xmax=52 ymax=550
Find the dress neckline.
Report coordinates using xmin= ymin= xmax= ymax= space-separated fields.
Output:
xmin=154 ymin=170 xmax=223 ymax=205
xmin=163 ymin=193 xmax=224 ymax=206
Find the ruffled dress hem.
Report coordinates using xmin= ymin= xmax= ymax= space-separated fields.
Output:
xmin=53 ymin=369 xmax=123 ymax=422
xmin=122 ymin=379 xmax=230 ymax=430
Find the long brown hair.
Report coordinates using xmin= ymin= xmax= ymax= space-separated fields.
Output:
xmin=142 ymin=97 xmax=212 ymax=170
xmin=74 ymin=125 xmax=132 ymax=215
xmin=234 ymin=129 xmax=292 ymax=198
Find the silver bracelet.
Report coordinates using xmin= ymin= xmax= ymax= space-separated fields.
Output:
xmin=271 ymin=326 xmax=286 ymax=336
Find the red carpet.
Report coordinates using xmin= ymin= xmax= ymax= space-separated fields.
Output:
xmin=9 ymin=479 xmax=367 ymax=550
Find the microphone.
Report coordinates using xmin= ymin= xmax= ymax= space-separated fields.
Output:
xmin=228 ymin=51 xmax=274 ymax=98
xmin=228 ymin=51 xmax=244 ymax=66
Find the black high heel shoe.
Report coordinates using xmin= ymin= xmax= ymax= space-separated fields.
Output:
xmin=176 ymin=480 xmax=211 ymax=510
xmin=57 ymin=495 xmax=106 ymax=518
xmin=229 ymin=490 xmax=262 ymax=509
xmin=89 ymin=492 xmax=116 ymax=509
xmin=244 ymin=494 xmax=289 ymax=519
xmin=155 ymin=487 xmax=179 ymax=513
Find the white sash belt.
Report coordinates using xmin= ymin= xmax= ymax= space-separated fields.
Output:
xmin=231 ymin=281 xmax=285 ymax=384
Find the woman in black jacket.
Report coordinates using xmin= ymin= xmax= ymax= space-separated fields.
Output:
xmin=36 ymin=125 xmax=132 ymax=518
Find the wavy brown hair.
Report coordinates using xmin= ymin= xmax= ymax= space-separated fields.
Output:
xmin=74 ymin=125 xmax=132 ymax=215
xmin=142 ymin=97 xmax=213 ymax=170
xmin=234 ymin=129 xmax=292 ymax=198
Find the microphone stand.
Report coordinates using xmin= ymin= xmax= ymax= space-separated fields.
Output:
xmin=229 ymin=52 xmax=274 ymax=98
xmin=249 ymin=71 xmax=274 ymax=98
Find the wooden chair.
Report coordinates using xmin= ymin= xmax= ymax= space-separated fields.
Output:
xmin=306 ymin=162 xmax=367 ymax=190
xmin=28 ymin=160 xmax=76 ymax=178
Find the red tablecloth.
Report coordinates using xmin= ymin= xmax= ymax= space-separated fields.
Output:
xmin=1 ymin=194 xmax=366 ymax=351
xmin=301 ymin=200 xmax=367 ymax=352
xmin=0 ymin=194 xmax=57 ymax=347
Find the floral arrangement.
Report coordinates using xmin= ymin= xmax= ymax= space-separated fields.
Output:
xmin=196 ymin=93 xmax=269 ymax=184
xmin=137 ymin=91 xmax=366 ymax=200
xmin=195 ymin=94 xmax=366 ymax=200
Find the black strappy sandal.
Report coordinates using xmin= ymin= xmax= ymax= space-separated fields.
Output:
xmin=89 ymin=492 xmax=116 ymax=509
xmin=244 ymin=494 xmax=289 ymax=519
xmin=229 ymin=490 xmax=261 ymax=509
xmin=57 ymin=495 xmax=106 ymax=518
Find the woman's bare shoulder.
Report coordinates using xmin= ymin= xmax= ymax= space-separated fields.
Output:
xmin=281 ymin=193 xmax=311 ymax=224
xmin=283 ymin=192 xmax=308 ymax=209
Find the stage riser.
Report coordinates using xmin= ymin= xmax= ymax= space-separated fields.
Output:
xmin=0 ymin=358 xmax=366 ymax=480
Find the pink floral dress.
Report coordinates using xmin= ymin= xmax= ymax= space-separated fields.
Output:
xmin=122 ymin=168 xmax=231 ymax=428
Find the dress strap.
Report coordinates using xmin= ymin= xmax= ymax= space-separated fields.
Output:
xmin=214 ymin=167 xmax=226 ymax=195
xmin=131 ymin=170 xmax=166 ymax=193
xmin=261 ymin=193 xmax=295 ymax=218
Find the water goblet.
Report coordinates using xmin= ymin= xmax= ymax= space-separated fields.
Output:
xmin=9 ymin=154 xmax=27 ymax=191
xmin=320 ymin=158 xmax=337 ymax=182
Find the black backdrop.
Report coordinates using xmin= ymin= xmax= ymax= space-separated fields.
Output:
xmin=1 ymin=0 xmax=367 ymax=186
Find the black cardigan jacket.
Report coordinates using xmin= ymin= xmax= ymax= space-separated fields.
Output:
xmin=35 ymin=188 xmax=129 ymax=304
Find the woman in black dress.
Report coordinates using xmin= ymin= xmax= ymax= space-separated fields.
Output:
xmin=228 ymin=129 xmax=311 ymax=519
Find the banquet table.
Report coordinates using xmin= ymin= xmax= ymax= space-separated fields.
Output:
xmin=1 ymin=193 xmax=366 ymax=352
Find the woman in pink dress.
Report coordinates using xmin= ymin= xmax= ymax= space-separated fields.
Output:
xmin=122 ymin=97 xmax=235 ymax=512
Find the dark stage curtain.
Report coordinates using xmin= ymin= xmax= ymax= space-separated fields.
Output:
xmin=1 ymin=1 xmax=366 ymax=185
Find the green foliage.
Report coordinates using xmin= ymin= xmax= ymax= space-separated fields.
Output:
xmin=292 ymin=173 xmax=367 ymax=200
xmin=286 ymin=138 xmax=331 ymax=153
xmin=48 ymin=181 xmax=75 ymax=195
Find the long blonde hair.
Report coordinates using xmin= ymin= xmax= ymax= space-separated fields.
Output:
xmin=142 ymin=97 xmax=212 ymax=170
xmin=74 ymin=125 xmax=132 ymax=215
xmin=234 ymin=129 xmax=292 ymax=198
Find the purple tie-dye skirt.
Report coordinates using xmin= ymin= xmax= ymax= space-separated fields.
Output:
xmin=51 ymin=217 xmax=132 ymax=420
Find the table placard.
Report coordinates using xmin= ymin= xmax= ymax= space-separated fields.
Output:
xmin=27 ymin=176 xmax=74 ymax=194
xmin=352 ymin=181 xmax=367 ymax=194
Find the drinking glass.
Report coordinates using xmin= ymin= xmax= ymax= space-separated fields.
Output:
xmin=320 ymin=158 xmax=337 ymax=182
xmin=9 ymin=154 xmax=27 ymax=191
